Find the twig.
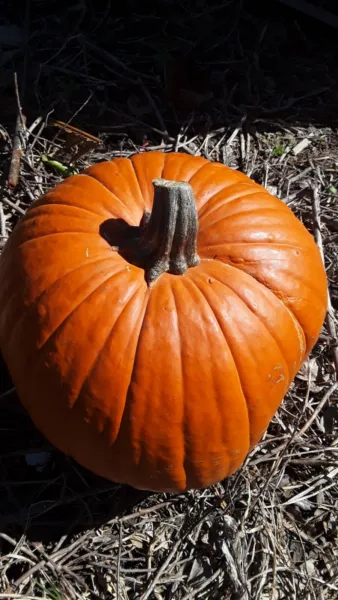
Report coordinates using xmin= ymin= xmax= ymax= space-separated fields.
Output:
xmin=141 ymin=84 xmax=168 ymax=139
xmin=0 ymin=204 xmax=7 ymax=245
xmin=311 ymin=186 xmax=338 ymax=378
xmin=8 ymin=73 xmax=27 ymax=190
xmin=294 ymin=382 xmax=338 ymax=439
xmin=116 ymin=521 xmax=123 ymax=599
xmin=181 ymin=568 xmax=222 ymax=600
xmin=0 ymin=197 xmax=25 ymax=215
xmin=140 ymin=503 xmax=221 ymax=600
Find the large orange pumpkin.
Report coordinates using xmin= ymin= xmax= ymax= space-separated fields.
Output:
xmin=0 ymin=152 xmax=327 ymax=492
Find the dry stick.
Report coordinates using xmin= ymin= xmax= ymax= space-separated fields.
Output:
xmin=8 ymin=73 xmax=27 ymax=190
xmin=311 ymin=186 xmax=338 ymax=378
xmin=0 ymin=197 xmax=25 ymax=216
xmin=116 ymin=521 xmax=123 ymax=599
xmin=0 ymin=204 xmax=7 ymax=248
xmin=295 ymin=382 xmax=338 ymax=439
xmin=180 ymin=568 xmax=223 ymax=600
xmin=140 ymin=503 xmax=222 ymax=600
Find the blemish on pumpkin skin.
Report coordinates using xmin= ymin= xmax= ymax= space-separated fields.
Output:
xmin=268 ymin=364 xmax=285 ymax=386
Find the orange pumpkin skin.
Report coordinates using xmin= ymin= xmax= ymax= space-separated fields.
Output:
xmin=0 ymin=152 xmax=327 ymax=492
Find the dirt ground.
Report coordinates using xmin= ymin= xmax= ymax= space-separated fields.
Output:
xmin=0 ymin=1 xmax=337 ymax=599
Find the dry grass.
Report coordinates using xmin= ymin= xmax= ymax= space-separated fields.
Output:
xmin=0 ymin=1 xmax=337 ymax=599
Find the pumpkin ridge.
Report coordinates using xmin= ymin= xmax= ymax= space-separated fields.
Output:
xmin=198 ymin=185 xmax=265 ymax=220
xmin=0 ymin=256 xmax=123 ymax=346
xmin=166 ymin=152 xmax=208 ymax=182
xmin=187 ymin=163 xmax=221 ymax=211
xmin=186 ymin=276 xmax=251 ymax=461
xmin=107 ymin=158 xmax=147 ymax=215
xmin=190 ymin=273 xmax=287 ymax=450
xmin=201 ymin=241 xmax=305 ymax=252
xmin=188 ymin=163 xmax=250 ymax=211
xmin=69 ymin=284 xmax=144 ymax=414
xmin=199 ymin=206 xmax=302 ymax=234
xmin=34 ymin=265 xmax=132 ymax=353
xmin=78 ymin=173 xmax=135 ymax=222
xmin=110 ymin=289 xmax=153 ymax=480
xmin=22 ymin=202 xmax=105 ymax=222
xmin=224 ymin=252 xmax=326 ymax=311
xmin=201 ymin=242 xmax=325 ymax=309
xmin=170 ymin=280 xmax=188 ymax=490
xmin=194 ymin=270 xmax=292 ymax=384
xmin=187 ymin=162 xmax=212 ymax=184
xmin=43 ymin=177 xmax=118 ymax=219
xmin=104 ymin=288 xmax=150 ymax=450
xmin=17 ymin=231 xmax=107 ymax=249
xmin=22 ymin=255 xmax=121 ymax=309
xmin=220 ymin=262 xmax=310 ymax=351
xmin=128 ymin=157 xmax=147 ymax=209
xmin=130 ymin=152 xmax=166 ymax=211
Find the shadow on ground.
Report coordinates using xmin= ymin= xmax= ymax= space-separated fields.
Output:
xmin=0 ymin=0 xmax=338 ymax=135
xmin=0 ymin=351 xmax=153 ymax=542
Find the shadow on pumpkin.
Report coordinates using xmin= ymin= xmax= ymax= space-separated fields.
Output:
xmin=99 ymin=217 xmax=148 ymax=271
xmin=100 ymin=218 xmax=139 ymax=256
xmin=0 ymin=352 xmax=155 ymax=543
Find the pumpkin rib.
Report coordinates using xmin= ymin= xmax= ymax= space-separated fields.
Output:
xmin=221 ymin=263 xmax=317 ymax=353
xmin=0 ymin=256 xmax=124 ymax=350
xmin=165 ymin=152 xmax=208 ymax=182
xmin=130 ymin=152 xmax=166 ymax=211
xmin=191 ymin=273 xmax=285 ymax=450
xmin=85 ymin=159 xmax=146 ymax=220
xmin=169 ymin=280 xmax=188 ymax=490
xmin=162 ymin=152 xmax=208 ymax=186
xmin=43 ymin=179 xmax=118 ymax=219
xmin=70 ymin=284 xmax=144 ymax=414
xmin=201 ymin=241 xmax=304 ymax=251
xmin=188 ymin=164 xmax=251 ymax=211
xmin=198 ymin=187 xmax=274 ymax=221
xmin=91 ymin=159 xmax=146 ymax=215
xmin=200 ymin=205 xmax=302 ymax=227
xmin=21 ymin=202 xmax=105 ymax=223
xmin=34 ymin=265 xmax=130 ymax=355
xmin=128 ymin=156 xmax=155 ymax=207
xmin=228 ymin=255 xmax=326 ymax=309
xmin=107 ymin=288 xmax=150 ymax=449
xmin=185 ymin=276 xmax=250 ymax=444
xmin=78 ymin=173 xmax=136 ymax=222
xmin=17 ymin=231 xmax=109 ymax=249
xmin=202 ymin=241 xmax=325 ymax=308
xmin=187 ymin=162 xmax=216 ymax=183
xmin=170 ymin=277 xmax=233 ymax=488
xmin=187 ymin=276 xmax=251 ymax=458
xmin=214 ymin=263 xmax=306 ymax=366
xmin=110 ymin=288 xmax=155 ymax=484
xmin=199 ymin=211 xmax=314 ymax=246
xmin=22 ymin=255 xmax=122 ymax=310
xmin=196 ymin=270 xmax=292 ymax=385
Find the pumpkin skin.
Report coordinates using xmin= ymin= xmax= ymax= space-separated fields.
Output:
xmin=0 ymin=151 xmax=327 ymax=492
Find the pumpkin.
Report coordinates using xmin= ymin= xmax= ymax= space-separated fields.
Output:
xmin=0 ymin=152 xmax=327 ymax=492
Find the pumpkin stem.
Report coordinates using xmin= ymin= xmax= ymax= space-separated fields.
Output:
xmin=139 ymin=178 xmax=200 ymax=284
